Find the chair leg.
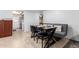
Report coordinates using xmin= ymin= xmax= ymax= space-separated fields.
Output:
xmin=44 ymin=39 xmax=49 ymax=48
xmin=46 ymin=38 xmax=56 ymax=48
xmin=34 ymin=37 xmax=35 ymax=41
xmin=36 ymin=37 xmax=38 ymax=43
xmin=53 ymin=38 xmax=57 ymax=42
xmin=44 ymin=38 xmax=51 ymax=48
xmin=31 ymin=33 xmax=33 ymax=38
xmin=34 ymin=33 xmax=36 ymax=41
xmin=46 ymin=39 xmax=53 ymax=48
xmin=42 ymin=37 xmax=43 ymax=48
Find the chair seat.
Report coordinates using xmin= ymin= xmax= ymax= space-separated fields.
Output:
xmin=36 ymin=32 xmax=48 ymax=39
xmin=37 ymin=32 xmax=48 ymax=36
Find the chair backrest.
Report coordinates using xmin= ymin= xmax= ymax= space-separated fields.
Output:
xmin=46 ymin=27 xmax=56 ymax=39
xmin=30 ymin=25 xmax=36 ymax=33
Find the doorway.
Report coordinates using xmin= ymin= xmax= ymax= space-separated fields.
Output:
xmin=12 ymin=10 xmax=24 ymax=31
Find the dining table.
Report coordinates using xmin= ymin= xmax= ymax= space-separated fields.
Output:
xmin=35 ymin=25 xmax=56 ymax=48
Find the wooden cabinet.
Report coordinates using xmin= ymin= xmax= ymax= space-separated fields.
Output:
xmin=0 ymin=20 xmax=12 ymax=38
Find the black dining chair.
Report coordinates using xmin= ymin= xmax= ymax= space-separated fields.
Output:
xmin=44 ymin=27 xmax=57 ymax=48
xmin=30 ymin=25 xmax=37 ymax=40
xmin=36 ymin=27 xmax=56 ymax=48
xmin=30 ymin=25 xmax=40 ymax=41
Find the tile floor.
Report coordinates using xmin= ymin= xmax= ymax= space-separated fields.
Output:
xmin=0 ymin=30 xmax=79 ymax=48
xmin=0 ymin=31 xmax=42 ymax=48
xmin=65 ymin=40 xmax=79 ymax=48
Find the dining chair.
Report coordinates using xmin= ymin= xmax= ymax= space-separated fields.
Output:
xmin=36 ymin=27 xmax=56 ymax=48
xmin=30 ymin=25 xmax=40 ymax=41
xmin=44 ymin=27 xmax=57 ymax=48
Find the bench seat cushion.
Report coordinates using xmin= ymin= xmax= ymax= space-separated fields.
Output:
xmin=54 ymin=31 xmax=66 ymax=38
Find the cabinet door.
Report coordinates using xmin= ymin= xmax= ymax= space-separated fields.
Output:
xmin=0 ymin=21 xmax=4 ymax=37
xmin=0 ymin=20 xmax=4 ymax=34
xmin=4 ymin=20 xmax=12 ymax=36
